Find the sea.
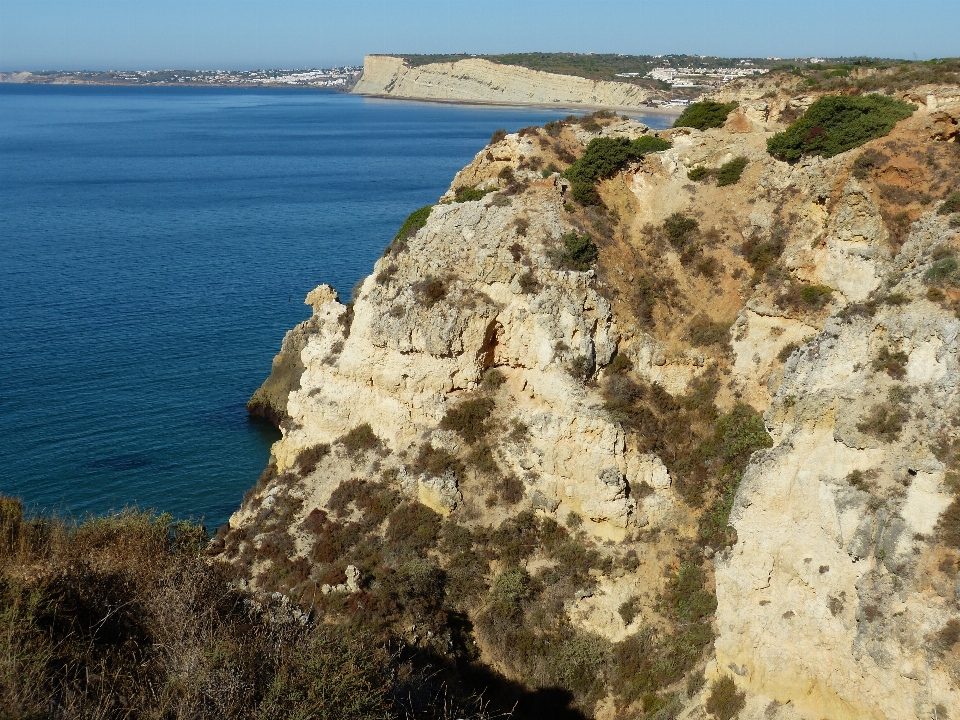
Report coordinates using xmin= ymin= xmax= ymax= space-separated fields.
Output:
xmin=0 ymin=85 xmax=670 ymax=531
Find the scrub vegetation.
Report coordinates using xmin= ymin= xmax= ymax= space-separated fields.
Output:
xmin=767 ymin=94 xmax=916 ymax=161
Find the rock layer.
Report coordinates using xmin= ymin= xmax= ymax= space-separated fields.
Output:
xmin=352 ymin=55 xmax=657 ymax=109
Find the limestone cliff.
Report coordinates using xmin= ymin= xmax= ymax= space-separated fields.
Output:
xmin=352 ymin=54 xmax=659 ymax=109
xmin=231 ymin=78 xmax=960 ymax=718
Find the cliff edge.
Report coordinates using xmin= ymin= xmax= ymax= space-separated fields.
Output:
xmin=352 ymin=54 xmax=659 ymax=109
xmin=233 ymin=75 xmax=960 ymax=718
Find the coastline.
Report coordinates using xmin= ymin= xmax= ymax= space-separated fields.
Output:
xmin=356 ymin=90 xmax=685 ymax=117
xmin=0 ymin=81 xmax=684 ymax=117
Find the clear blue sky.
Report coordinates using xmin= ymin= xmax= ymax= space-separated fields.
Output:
xmin=1 ymin=0 xmax=957 ymax=71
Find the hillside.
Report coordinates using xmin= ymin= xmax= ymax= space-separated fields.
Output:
xmin=235 ymin=70 xmax=960 ymax=719
xmin=4 ymin=69 xmax=960 ymax=720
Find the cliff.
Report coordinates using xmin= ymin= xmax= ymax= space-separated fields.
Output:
xmin=352 ymin=54 xmax=659 ymax=109
xmin=228 ymin=78 xmax=960 ymax=718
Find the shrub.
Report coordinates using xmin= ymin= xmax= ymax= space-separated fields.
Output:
xmin=687 ymin=165 xmax=711 ymax=181
xmin=454 ymin=186 xmax=492 ymax=203
xmin=606 ymin=353 xmax=633 ymax=375
xmin=297 ymin=443 xmax=331 ymax=475
xmin=571 ymin=180 xmax=601 ymax=206
xmin=800 ymin=284 xmax=833 ymax=306
xmin=440 ymin=397 xmax=495 ymax=443
xmin=777 ymin=341 xmax=801 ymax=362
xmin=481 ymin=367 xmax=506 ymax=392
xmin=767 ymin=94 xmax=917 ymax=161
xmin=410 ymin=443 xmax=465 ymax=479
xmin=490 ymin=567 xmax=532 ymax=617
xmin=564 ymin=136 xmax=671 ymax=187
xmin=715 ymin=403 xmax=774 ymax=462
xmin=337 ymin=424 xmax=381 ymax=457
xmin=937 ymin=496 xmax=960 ymax=547
xmin=688 ymin=316 xmax=730 ymax=348
xmin=872 ymin=346 xmax=909 ymax=379
xmin=551 ymin=231 xmax=598 ymax=271
xmin=664 ymin=213 xmax=699 ymax=251
xmin=715 ymin=156 xmax=748 ymax=186
xmin=705 ymin=676 xmax=746 ymax=720
xmin=387 ymin=205 xmax=432 ymax=255
xmin=938 ymin=192 xmax=960 ymax=215
xmin=544 ymin=120 xmax=563 ymax=137
xmin=467 ymin=443 xmax=499 ymax=476
xmin=0 ymin=503 xmax=397 ymax=720
xmin=858 ymin=402 xmax=909 ymax=441
xmin=687 ymin=671 xmax=706 ymax=698
xmin=385 ymin=502 xmax=441 ymax=556
xmin=673 ymin=101 xmax=738 ymax=130
xmin=567 ymin=354 xmax=595 ymax=381
xmin=497 ymin=475 xmax=525 ymax=505
xmin=935 ymin=618 xmax=960 ymax=655
xmin=851 ymin=148 xmax=889 ymax=179
xmin=741 ymin=227 xmax=786 ymax=278
xmin=517 ymin=269 xmax=540 ymax=294
xmin=618 ymin=595 xmax=643 ymax=625
xmin=414 ymin=275 xmax=447 ymax=306
xmin=926 ymin=255 xmax=959 ymax=284
xmin=489 ymin=128 xmax=507 ymax=145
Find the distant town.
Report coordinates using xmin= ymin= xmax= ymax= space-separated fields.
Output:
xmin=0 ymin=66 xmax=363 ymax=88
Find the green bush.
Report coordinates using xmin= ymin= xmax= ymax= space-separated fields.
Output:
xmin=938 ymin=192 xmax=960 ymax=215
xmin=454 ymin=186 xmax=493 ymax=202
xmin=386 ymin=502 xmax=441 ymax=556
xmin=673 ymin=101 xmax=738 ymax=130
xmin=705 ymin=676 xmax=746 ymax=720
xmin=551 ymin=231 xmax=598 ymax=271
xmin=938 ymin=497 xmax=960 ymax=547
xmin=687 ymin=165 xmax=711 ymax=181
xmin=664 ymin=213 xmax=699 ymax=250
xmin=715 ymin=403 xmax=773 ymax=462
xmin=337 ymin=424 xmax=381 ymax=457
xmin=571 ymin=180 xmax=601 ymax=206
xmin=872 ymin=346 xmax=909 ymax=379
xmin=926 ymin=254 xmax=959 ymax=284
xmin=296 ymin=443 xmax=331 ymax=475
xmin=800 ymin=284 xmax=833 ymax=306
xmin=715 ymin=156 xmax=748 ymax=186
xmin=777 ymin=341 xmax=801 ymax=362
xmin=564 ymin=136 xmax=671 ymax=188
xmin=857 ymin=402 xmax=909 ymax=442
xmin=490 ymin=567 xmax=532 ymax=616
xmin=688 ymin=316 xmax=730 ymax=348
xmin=386 ymin=205 xmax=432 ymax=255
xmin=439 ymin=397 xmax=496 ymax=443
xmin=767 ymin=94 xmax=917 ymax=161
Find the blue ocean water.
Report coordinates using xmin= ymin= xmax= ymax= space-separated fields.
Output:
xmin=0 ymin=85 xmax=669 ymax=530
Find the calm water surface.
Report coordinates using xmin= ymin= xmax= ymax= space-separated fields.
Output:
xmin=0 ymin=85 xmax=669 ymax=529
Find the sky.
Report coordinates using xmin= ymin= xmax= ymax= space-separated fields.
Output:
xmin=1 ymin=0 xmax=957 ymax=71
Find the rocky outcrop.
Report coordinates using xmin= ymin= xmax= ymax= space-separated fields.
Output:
xmin=235 ymin=82 xmax=960 ymax=718
xmin=352 ymin=55 xmax=658 ymax=109
xmin=715 ymin=215 xmax=960 ymax=720
xmin=267 ymin=174 xmax=650 ymax=534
